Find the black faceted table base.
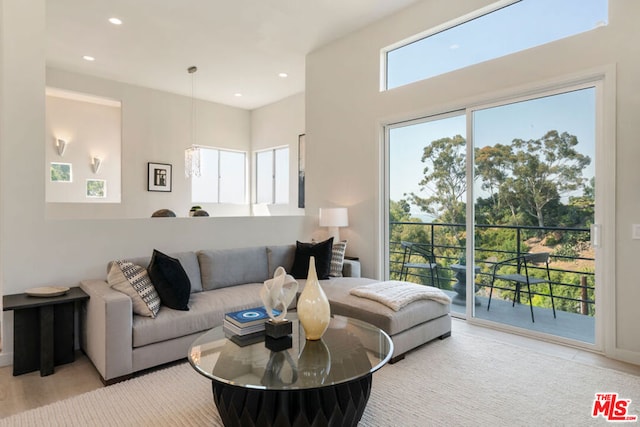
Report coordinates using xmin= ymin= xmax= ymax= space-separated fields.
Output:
xmin=212 ymin=374 xmax=373 ymax=427
xmin=190 ymin=316 xmax=392 ymax=427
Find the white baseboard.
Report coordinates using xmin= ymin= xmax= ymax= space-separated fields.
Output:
xmin=612 ymin=347 xmax=640 ymax=367
xmin=0 ymin=352 xmax=13 ymax=367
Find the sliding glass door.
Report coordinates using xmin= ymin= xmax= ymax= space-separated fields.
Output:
xmin=387 ymin=112 xmax=469 ymax=309
xmin=386 ymin=82 xmax=602 ymax=346
xmin=470 ymin=86 xmax=597 ymax=343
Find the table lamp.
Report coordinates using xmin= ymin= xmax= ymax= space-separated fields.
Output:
xmin=319 ymin=207 xmax=348 ymax=241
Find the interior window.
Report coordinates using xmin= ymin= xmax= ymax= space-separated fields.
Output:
xmin=192 ymin=147 xmax=246 ymax=204
xmin=255 ymin=147 xmax=289 ymax=204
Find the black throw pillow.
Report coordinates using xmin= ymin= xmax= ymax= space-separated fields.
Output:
xmin=291 ymin=238 xmax=334 ymax=280
xmin=147 ymin=249 xmax=191 ymax=311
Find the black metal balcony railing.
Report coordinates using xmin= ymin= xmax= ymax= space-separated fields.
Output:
xmin=389 ymin=221 xmax=595 ymax=316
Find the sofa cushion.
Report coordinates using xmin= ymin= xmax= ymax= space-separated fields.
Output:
xmin=198 ymin=247 xmax=269 ymax=290
xmin=132 ymin=283 xmax=265 ymax=347
xmin=108 ymin=261 xmax=161 ymax=318
xmin=147 ymin=250 xmax=191 ymax=311
xmin=291 ymin=238 xmax=333 ymax=280
xmin=299 ymin=277 xmax=450 ymax=336
xmin=266 ymin=244 xmax=296 ymax=277
xmin=329 ymin=240 xmax=347 ymax=277
xmin=127 ymin=251 xmax=203 ymax=294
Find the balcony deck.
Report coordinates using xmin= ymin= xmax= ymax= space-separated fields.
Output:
xmin=389 ymin=222 xmax=595 ymax=344
xmin=443 ymin=290 xmax=595 ymax=344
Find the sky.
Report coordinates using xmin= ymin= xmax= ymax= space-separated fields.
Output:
xmin=387 ymin=0 xmax=605 ymax=218
xmin=387 ymin=0 xmax=608 ymax=88
xmin=389 ymin=85 xmax=596 ymax=216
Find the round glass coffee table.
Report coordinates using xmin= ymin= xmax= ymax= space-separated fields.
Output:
xmin=188 ymin=314 xmax=393 ymax=427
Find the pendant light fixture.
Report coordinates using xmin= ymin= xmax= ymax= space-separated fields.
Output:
xmin=185 ymin=65 xmax=201 ymax=178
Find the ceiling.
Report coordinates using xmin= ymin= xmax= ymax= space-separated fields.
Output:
xmin=46 ymin=0 xmax=421 ymax=110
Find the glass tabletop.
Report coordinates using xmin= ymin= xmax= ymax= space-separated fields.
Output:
xmin=188 ymin=314 xmax=393 ymax=391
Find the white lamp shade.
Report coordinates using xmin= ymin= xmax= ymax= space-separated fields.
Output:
xmin=319 ymin=208 xmax=348 ymax=227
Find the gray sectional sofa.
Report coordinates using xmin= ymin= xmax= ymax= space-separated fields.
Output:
xmin=80 ymin=244 xmax=451 ymax=384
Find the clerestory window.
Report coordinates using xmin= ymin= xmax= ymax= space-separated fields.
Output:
xmin=383 ymin=0 xmax=608 ymax=90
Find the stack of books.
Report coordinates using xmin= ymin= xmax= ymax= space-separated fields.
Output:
xmin=223 ymin=306 xmax=280 ymax=336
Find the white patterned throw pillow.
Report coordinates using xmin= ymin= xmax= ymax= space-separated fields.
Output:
xmin=329 ymin=240 xmax=347 ymax=277
xmin=108 ymin=260 xmax=161 ymax=317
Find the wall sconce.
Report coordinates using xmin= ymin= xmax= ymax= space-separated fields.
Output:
xmin=319 ymin=207 xmax=349 ymax=241
xmin=91 ymin=157 xmax=102 ymax=174
xmin=56 ymin=139 xmax=68 ymax=156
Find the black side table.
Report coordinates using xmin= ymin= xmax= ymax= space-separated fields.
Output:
xmin=3 ymin=287 xmax=89 ymax=376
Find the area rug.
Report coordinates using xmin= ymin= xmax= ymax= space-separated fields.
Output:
xmin=2 ymin=329 xmax=638 ymax=426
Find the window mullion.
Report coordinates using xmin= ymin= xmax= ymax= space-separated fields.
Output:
xmin=272 ymin=149 xmax=277 ymax=204
xmin=217 ymin=149 xmax=222 ymax=203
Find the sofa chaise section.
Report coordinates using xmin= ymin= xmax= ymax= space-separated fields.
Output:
xmin=298 ymin=277 xmax=451 ymax=362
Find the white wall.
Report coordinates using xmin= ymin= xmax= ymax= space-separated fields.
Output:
xmin=0 ymin=0 xmax=47 ymax=365
xmin=0 ymin=0 xmax=309 ymax=363
xmin=305 ymin=0 xmax=640 ymax=363
xmin=251 ymin=92 xmax=305 ymax=216
xmin=45 ymin=93 xmax=121 ymax=204
xmin=45 ymin=67 xmax=252 ymax=219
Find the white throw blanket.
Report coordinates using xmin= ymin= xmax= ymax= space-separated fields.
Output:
xmin=350 ymin=280 xmax=452 ymax=311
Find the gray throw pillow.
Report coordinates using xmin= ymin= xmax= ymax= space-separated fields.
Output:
xmin=266 ymin=244 xmax=296 ymax=277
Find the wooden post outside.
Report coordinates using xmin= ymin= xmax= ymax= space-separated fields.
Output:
xmin=581 ymin=276 xmax=588 ymax=315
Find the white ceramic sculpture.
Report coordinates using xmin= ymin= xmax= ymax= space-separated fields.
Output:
xmin=260 ymin=266 xmax=298 ymax=322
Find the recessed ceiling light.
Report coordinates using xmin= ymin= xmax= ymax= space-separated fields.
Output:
xmin=278 ymin=73 xmax=288 ymax=78
xmin=82 ymin=55 xmax=95 ymax=61
xmin=108 ymin=17 xmax=123 ymax=25
xmin=234 ymin=93 xmax=243 ymax=97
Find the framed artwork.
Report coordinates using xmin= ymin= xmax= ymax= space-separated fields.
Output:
xmin=298 ymin=133 xmax=306 ymax=208
xmin=86 ymin=179 xmax=106 ymax=198
xmin=148 ymin=162 xmax=172 ymax=192
xmin=50 ymin=162 xmax=73 ymax=182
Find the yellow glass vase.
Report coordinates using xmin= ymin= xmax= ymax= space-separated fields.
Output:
xmin=297 ymin=256 xmax=331 ymax=340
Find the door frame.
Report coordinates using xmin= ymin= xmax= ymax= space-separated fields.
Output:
xmin=465 ymin=74 xmax=613 ymax=353
xmin=382 ymin=65 xmax=616 ymax=354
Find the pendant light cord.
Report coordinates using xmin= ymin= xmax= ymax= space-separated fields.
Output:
xmin=188 ymin=66 xmax=197 ymax=148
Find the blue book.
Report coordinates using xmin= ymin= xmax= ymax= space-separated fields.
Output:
xmin=225 ymin=306 xmax=280 ymax=328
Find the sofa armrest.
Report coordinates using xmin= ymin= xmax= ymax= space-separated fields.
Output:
xmin=342 ymin=259 xmax=361 ymax=278
xmin=80 ymin=279 xmax=133 ymax=382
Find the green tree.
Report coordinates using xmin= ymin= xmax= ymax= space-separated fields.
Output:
xmin=473 ymin=131 xmax=590 ymax=227
xmin=388 ymin=199 xmax=432 ymax=283
xmin=475 ymin=144 xmax=514 ymax=220
xmin=560 ymin=176 xmax=595 ymax=227
xmin=409 ymin=135 xmax=467 ymax=224
xmin=503 ymin=131 xmax=591 ymax=227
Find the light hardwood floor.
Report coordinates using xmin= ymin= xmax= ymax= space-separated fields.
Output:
xmin=1 ymin=319 xmax=639 ymax=420
xmin=0 ymin=351 xmax=103 ymax=418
